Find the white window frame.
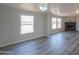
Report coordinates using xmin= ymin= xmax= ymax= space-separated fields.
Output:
xmin=58 ymin=18 xmax=61 ymax=28
xmin=52 ymin=17 xmax=62 ymax=29
xmin=21 ymin=15 xmax=34 ymax=34
xmin=52 ymin=18 xmax=57 ymax=29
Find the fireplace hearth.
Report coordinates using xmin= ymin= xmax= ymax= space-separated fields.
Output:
xmin=65 ymin=22 xmax=76 ymax=31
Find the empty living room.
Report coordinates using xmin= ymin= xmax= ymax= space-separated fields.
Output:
xmin=1 ymin=3 xmax=79 ymax=55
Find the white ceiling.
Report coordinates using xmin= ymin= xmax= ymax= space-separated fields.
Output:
xmin=0 ymin=3 xmax=79 ymax=16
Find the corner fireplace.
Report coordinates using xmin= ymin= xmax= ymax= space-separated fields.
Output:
xmin=65 ymin=22 xmax=76 ymax=31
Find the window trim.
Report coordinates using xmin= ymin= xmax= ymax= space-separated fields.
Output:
xmin=52 ymin=18 xmax=57 ymax=29
xmin=52 ymin=17 xmax=62 ymax=29
xmin=21 ymin=15 xmax=34 ymax=34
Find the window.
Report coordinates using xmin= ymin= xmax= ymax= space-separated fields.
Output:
xmin=21 ymin=15 xmax=34 ymax=34
xmin=52 ymin=18 xmax=57 ymax=29
xmin=58 ymin=18 xmax=61 ymax=28
xmin=52 ymin=18 xmax=61 ymax=29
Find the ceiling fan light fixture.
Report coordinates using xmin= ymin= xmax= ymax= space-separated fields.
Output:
xmin=39 ymin=3 xmax=48 ymax=11
xmin=40 ymin=6 xmax=47 ymax=11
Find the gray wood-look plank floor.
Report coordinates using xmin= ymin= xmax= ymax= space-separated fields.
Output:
xmin=0 ymin=31 xmax=79 ymax=55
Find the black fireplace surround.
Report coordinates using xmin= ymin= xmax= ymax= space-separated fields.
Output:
xmin=65 ymin=22 xmax=76 ymax=31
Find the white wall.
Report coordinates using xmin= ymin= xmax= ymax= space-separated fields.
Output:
xmin=0 ymin=8 xmax=47 ymax=47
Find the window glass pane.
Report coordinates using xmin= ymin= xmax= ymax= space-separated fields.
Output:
xmin=21 ymin=25 xmax=33 ymax=34
xmin=52 ymin=18 xmax=57 ymax=29
xmin=21 ymin=15 xmax=34 ymax=34
xmin=58 ymin=18 xmax=61 ymax=28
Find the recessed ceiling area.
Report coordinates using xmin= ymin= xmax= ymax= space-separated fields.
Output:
xmin=49 ymin=3 xmax=79 ymax=16
xmin=0 ymin=3 xmax=79 ymax=16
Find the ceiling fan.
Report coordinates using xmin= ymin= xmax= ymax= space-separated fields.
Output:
xmin=39 ymin=3 xmax=48 ymax=11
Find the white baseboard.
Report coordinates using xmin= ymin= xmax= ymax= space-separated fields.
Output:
xmin=0 ymin=35 xmax=46 ymax=48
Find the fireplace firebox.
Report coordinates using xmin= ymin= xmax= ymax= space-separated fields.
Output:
xmin=65 ymin=22 xmax=76 ymax=31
